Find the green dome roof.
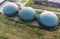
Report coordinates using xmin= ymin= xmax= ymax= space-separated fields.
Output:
xmin=18 ymin=7 xmax=36 ymax=22
xmin=2 ymin=3 xmax=19 ymax=17
xmin=38 ymin=11 xmax=59 ymax=28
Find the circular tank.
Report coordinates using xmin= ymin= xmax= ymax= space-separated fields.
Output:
xmin=38 ymin=11 xmax=59 ymax=28
xmin=2 ymin=3 xmax=19 ymax=17
xmin=18 ymin=7 xmax=36 ymax=22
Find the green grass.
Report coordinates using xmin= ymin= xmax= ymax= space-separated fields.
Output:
xmin=0 ymin=0 xmax=60 ymax=39
xmin=26 ymin=0 xmax=60 ymax=12
xmin=0 ymin=37 xmax=7 ymax=39
xmin=26 ymin=0 xmax=33 ymax=6
xmin=0 ymin=14 xmax=43 ymax=39
xmin=0 ymin=12 xmax=60 ymax=39
xmin=21 ymin=0 xmax=26 ymax=3
xmin=31 ymin=4 xmax=60 ymax=12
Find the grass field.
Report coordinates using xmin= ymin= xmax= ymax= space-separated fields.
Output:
xmin=21 ymin=0 xmax=26 ymax=3
xmin=26 ymin=0 xmax=60 ymax=12
xmin=26 ymin=0 xmax=33 ymax=6
xmin=0 ymin=0 xmax=60 ymax=39
xmin=0 ymin=12 xmax=60 ymax=39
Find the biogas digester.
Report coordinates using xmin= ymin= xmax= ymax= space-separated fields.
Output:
xmin=38 ymin=11 xmax=59 ymax=28
xmin=18 ymin=7 xmax=36 ymax=22
xmin=2 ymin=3 xmax=18 ymax=17
xmin=2 ymin=3 xmax=59 ymax=28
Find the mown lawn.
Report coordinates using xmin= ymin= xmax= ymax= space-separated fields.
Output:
xmin=0 ymin=12 xmax=60 ymax=39
xmin=31 ymin=4 xmax=60 ymax=12
xmin=26 ymin=0 xmax=60 ymax=12
xmin=26 ymin=0 xmax=33 ymax=6
xmin=21 ymin=0 xmax=26 ymax=3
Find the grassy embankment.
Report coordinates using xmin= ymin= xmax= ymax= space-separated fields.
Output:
xmin=0 ymin=11 xmax=60 ymax=39
xmin=26 ymin=0 xmax=60 ymax=12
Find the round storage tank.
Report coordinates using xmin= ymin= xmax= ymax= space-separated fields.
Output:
xmin=2 ymin=3 xmax=19 ymax=17
xmin=38 ymin=11 xmax=59 ymax=28
xmin=18 ymin=7 xmax=36 ymax=22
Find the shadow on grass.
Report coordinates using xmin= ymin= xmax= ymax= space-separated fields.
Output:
xmin=0 ymin=37 xmax=8 ymax=39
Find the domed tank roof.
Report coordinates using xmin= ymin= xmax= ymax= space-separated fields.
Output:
xmin=18 ymin=7 xmax=36 ymax=22
xmin=38 ymin=11 xmax=59 ymax=28
xmin=2 ymin=3 xmax=19 ymax=17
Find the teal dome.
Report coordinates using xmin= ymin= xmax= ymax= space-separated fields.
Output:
xmin=3 ymin=3 xmax=18 ymax=17
xmin=18 ymin=7 xmax=36 ymax=22
xmin=38 ymin=11 xmax=59 ymax=28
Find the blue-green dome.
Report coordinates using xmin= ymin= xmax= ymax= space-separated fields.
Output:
xmin=38 ymin=11 xmax=59 ymax=28
xmin=2 ymin=3 xmax=18 ymax=17
xmin=18 ymin=7 xmax=36 ymax=22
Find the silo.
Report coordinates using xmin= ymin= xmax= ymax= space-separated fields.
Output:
xmin=38 ymin=11 xmax=59 ymax=28
xmin=18 ymin=7 xmax=36 ymax=22
xmin=2 ymin=3 xmax=19 ymax=17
